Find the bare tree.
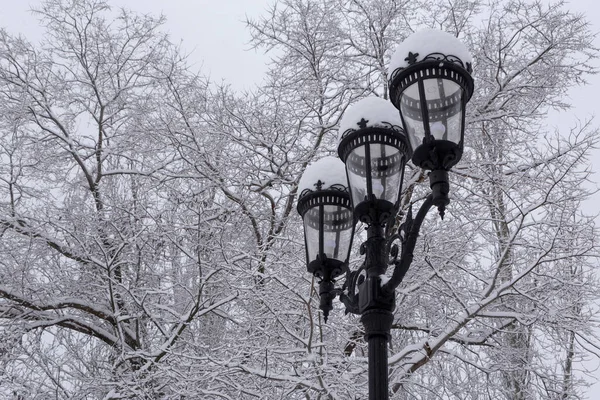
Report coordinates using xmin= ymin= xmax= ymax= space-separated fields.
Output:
xmin=241 ymin=0 xmax=600 ymax=399
xmin=0 ymin=0 xmax=598 ymax=399
xmin=0 ymin=1 xmax=236 ymax=398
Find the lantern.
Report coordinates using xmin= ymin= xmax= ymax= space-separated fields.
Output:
xmin=337 ymin=97 xmax=411 ymax=223
xmin=297 ymin=156 xmax=355 ymax=321
xmin=388 ymin=29 xmax=474 ymax=171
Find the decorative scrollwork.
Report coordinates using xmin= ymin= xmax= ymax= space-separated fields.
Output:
xmin=389 ymin=52 xmax=473 ymax=86
xmin=378 ymin=121 xmax=404 ymax=132
xmin=339 ymin=121 xmax=405 ymax=141
xmin=406 ymin=51 xmax=472 ymax=73
xmin=339 ymin=128 xmax=356 ymax=141
xmin=299 ymin=183 xmax=349 ymax=199
xmin=299 ymin=188 xmax=313 ymax=198
xmin=339 ymin=263 xmax=365 ymax=315
xmin=397 ymin=205 xmax=414 ymax=246
xmin=328 ymin=183 xmax=349 ymax=192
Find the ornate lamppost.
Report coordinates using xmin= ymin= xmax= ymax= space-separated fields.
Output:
xmin=296 ymin=30 xmax=474 ymax=399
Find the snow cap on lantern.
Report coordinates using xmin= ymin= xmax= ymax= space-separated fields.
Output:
xmin=337 ymin=97 xmax=404 ymax=144
xmin=298 ymin=156 xmax=348 ymax=197
xmin=387 ymin=29 xmax=474 ymax=171
xmin=337 ymin=97 xmax=410 ymax=223
xmin=388 ymin=29 xmax=473 ymax=76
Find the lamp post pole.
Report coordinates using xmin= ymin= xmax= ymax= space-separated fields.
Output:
xmin=358 ymin=211 xmax=395 ymax=400
xmin=356 ymin=196 xmax=437 ymax=400
xmin=297 ymin=29 xmax=475 ymax=399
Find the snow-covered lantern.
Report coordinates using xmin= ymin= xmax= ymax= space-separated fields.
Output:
xmin=388 ymin=29 xmax=474 ymax=171
xmin=337 ymin=97 xmax=411 ymax=223
xmin=297 ymin=157 xmax=355 ymax=321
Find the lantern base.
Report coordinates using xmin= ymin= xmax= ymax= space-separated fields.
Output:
xmin=308 ymin=257 xmax=347 ymax=280
xmin=429 ymin=169 xmax=450 ymax=219
xmin=412 ymin=139 xmax=462 ymax=171
xmin=308 ymin=258 xmax=348 ymax=323
xmin=354 ymin=198 xmax=396 ymax=226
xmin=319 ymin=280 xmax=336 ymax=323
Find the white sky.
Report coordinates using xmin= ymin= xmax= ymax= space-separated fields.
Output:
xmin=0 ymin=0 xmax=271 ymax=90
xmin=1 ymin=0 xmax=599 ymax=396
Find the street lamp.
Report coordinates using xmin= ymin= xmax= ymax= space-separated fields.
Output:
xmin=296 ymin=156 xmax=356 ymax=322
xmin=337 ymin=97 xmax=411 ymax=225
xmin=297 ymin=29 xmax=474 ymax=400
xmin=388 ymin=29 xmax=474 ymax=217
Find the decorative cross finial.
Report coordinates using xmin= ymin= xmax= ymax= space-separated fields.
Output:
xmin=405 ymin=52 xmax=419 ymax=65
xmin=357 ymin=118 xmax=369 ymax=129
xmin=314 ymin=180 xmax=325 ymax=190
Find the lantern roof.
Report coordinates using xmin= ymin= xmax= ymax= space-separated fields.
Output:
xmin=388 ymin=29 xmax=473 ymax=75
xmin=298 ymin=156 xmax=348 ymax=197
xmin=337 ymin=97 xmax=403 ymax=145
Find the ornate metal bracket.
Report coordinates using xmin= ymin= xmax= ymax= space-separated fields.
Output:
xmin=382 ymin=194 xmax=434 ymax=295
xmin=335 ymin=193 xmax=436 ymax=316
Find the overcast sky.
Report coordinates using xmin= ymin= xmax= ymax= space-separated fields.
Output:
xmin=1 ymin=0 xmax=599 ymax=396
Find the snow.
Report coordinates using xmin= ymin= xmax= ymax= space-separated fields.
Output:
xmin=379 ymin=275 xmax=390 ymax=286
xmin=298 ymin=156 xmax=348 ymax=194
xmin=337 ymin=96 xmax=403 ymax=143
xmin=388 ymin=29 xmax=473 ymax=74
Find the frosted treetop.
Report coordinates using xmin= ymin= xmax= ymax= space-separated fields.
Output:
xmin=388 ymin=29 xmax=473 ymax=74
xmin=337 ymin=97 xmax=403 ymax=144
xmin=298 ymin=156 xmax=348 ymax=196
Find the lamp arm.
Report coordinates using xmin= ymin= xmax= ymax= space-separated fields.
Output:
xmin=382 ymin=194 xmax=434 ymax=295
xmin=338 ymin=262 xmax=365 ymax=315
xmin=339 ymin=291 xmax=360 ymax=315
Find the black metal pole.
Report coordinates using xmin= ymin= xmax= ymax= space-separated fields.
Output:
xmin=359 ymin=207 xmax=395 ymax=400
xmin=362 ymin=308 xmax=393 ymax=400
xmin=368 ymin=333 xmax=389 ymax=400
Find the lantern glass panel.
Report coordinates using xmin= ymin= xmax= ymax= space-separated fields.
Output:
xmin=303 ymin=204 xmax=354 ymax=264
xmin=323 ymin=204 xmax=354 ymax=261
xmin=303 ymin=207 xmax=321 ymax=264
xmin=345 ymin=142 xmax=405 ymax=208
xmin=399 ymin=77 xmax=464 ymax=150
